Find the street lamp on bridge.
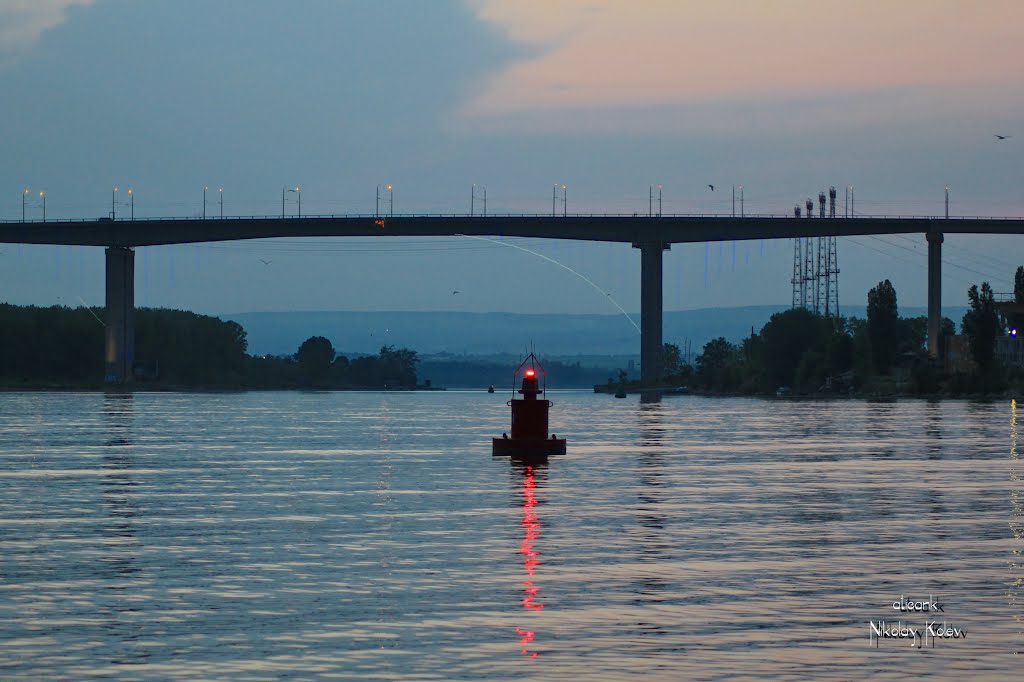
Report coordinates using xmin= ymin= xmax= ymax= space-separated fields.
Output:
xmin=112 ymin=187 xmax=118 ymax=220
xmin=471 ymin=184 xmax=487 ymax=216
xmin=219 ymin=187 xmax=223 ymax=219
xmin=39 ymin=191 xmax=46 ymax=222
xmin=203 ymin=186 xmax=208 ymax=220
xmin=649 ymin=185 xmax=662 ymax=217
xmin=282 ymin=186 xmax=300 ymax=218
xmin=945 ymin=185 xmax=950 ymax=219
xmin=22 ymin=188 xmax=28 ymax=222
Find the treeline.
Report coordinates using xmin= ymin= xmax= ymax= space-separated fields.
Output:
xmin=0 ymin=305 xmax=418 ymax=389
xmin=671 ymin=270 xmax=1021 ymax=396
xmin=249 ymin=337 xmax=420 ymax=389
xmin=418 ymin=357 xmax=613 ymax=388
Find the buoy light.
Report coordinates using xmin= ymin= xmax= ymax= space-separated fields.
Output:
xmin=1011 ymin=327 xmax=1018 ymax=337
xmin=525 ymin=369 xmax=535 ymax=377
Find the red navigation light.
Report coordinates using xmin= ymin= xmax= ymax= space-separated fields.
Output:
xmin=525 ymin=369 xmax=536 ymax=378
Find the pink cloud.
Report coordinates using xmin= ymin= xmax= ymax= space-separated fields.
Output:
xmin=462 ymin=0 xmax=1024 ymax=128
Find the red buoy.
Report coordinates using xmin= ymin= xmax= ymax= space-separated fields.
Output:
xmin=493 ymin=353 xmax=566 ymax=458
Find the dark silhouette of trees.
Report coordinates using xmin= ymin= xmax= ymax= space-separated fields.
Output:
xmin=867 ymin=279 xmax=899 ymax=374
xmin=135 ymin=309 xmax=248 ymax=385
xmin=962 ymin=282 xmax=1001 ymax=372
xmin=661 ymin=343 xmax=683 ymax=379
xmin=0 ymin=304 xmax=104 ymax=382
xmin=296 ymin=336 xmax=336 ymax=386
xmin=1010 ymin=266 xmax=1024 ymax=333
xmin=696 ymin=337 xmax=739 ymax=390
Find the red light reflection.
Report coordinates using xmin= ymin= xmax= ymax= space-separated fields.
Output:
xmin=520 ymin=465 xmax=544 ymax=610
xmin=516 ymin=464 xmax=544 ymax=657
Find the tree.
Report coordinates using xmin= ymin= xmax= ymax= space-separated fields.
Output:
xmin=962 ymin=282 xmax=1001 ymax=372
xmin=378 ymin=345 xmax=419 ymax=387
xmin=1011 ymin=266 xmax=1024 ymax=332
xmin=296 ymin=336 xmax=335 ymax=385
xmin=661 ymin=342 xmax=683 ymax=379
xmin=867 ymin=280 xmax=899 ymax=374
xmin=696 ymin=337 xmax=738 ymax=391
xmin=756 ymin=308 xmax=828 ymax=389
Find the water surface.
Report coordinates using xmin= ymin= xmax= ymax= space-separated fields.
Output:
xmin=0 ymin=392 xmax=1020 ymax=680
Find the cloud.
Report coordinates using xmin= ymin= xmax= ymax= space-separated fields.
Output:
xmin=0 ymin=0 xmax=95 ymax=54
xmin=461 ymin=0 xmax=1024 ymax=131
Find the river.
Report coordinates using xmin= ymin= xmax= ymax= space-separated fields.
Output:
xmin=0 ymin=391 xmax=1020 ymax=680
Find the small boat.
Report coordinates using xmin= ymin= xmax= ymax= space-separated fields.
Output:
xmin=487 ymin=385 xmax=495 ymax=393
xmin=614 ymin=387 xmax=627 ymax=398
xmin=493 ymin=353 xmax=566 ymax=459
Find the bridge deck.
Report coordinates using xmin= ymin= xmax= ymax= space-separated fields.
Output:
xmin=2 ymin=215 xmax=1024 ymax=247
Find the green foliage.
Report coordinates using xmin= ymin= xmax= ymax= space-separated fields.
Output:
xmin=296 ymin=336 xmax=336 ymax=386
xmin=867 ymin=279 xmax=899 ymax=374
xmin=661 ymin=342 xmax=683 ymax=378
xmin=696 ymin=337 xmax=739 ymax=391
xmin=1012 ymin=266 xmax=1024 ymax=332
xmin=136 ymin=309 xmax=248 ymax=385
xmin=756 ymin=308 xmax=825 ymax=389
xmin=962 ymin=282 xmax=1002 ymax=372
xmin=0 ymin=304 xmax=104 ymax=382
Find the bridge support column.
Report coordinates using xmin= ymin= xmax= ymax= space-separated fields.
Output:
xmin=105 ymin=247 xmax=135 ymax=383
xmin=927 ymin=231 xmax=943 ymax=359
xmin=634 ymin=241 xmax=669 ymax=386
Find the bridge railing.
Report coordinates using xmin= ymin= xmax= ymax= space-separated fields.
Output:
xmin=4 ymin=213 xmax=1024 ymax=225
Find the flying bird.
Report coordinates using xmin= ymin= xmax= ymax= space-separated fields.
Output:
xmin=995 ymin=134 xmax=1012 ymax=140
xmin=452 ymin=290 xmax=460 ymax=295
xmin=259 ymin=259 xmax=272 ymax=265
xmin=708 ymin=184 xmax=715 ymax=191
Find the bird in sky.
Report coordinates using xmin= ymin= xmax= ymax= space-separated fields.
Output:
xmin=708 ymin=184 xmax=715 ymax=191
xmin=259 ymin=259 xmax=271 ymax=265
xmin=452 ymin=290 xmax=460 ymax=295
xmin=995 ymin=134 xmax=1012 ymax=140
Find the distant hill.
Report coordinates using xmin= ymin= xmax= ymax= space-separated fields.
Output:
xmin=221 ymin=305 xmax=967 ymax=358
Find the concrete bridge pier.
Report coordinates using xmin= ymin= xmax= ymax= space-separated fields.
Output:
xmin=927 ymin=231 xmax=943 ymax=358
xmin=634 ymin=241 xmax=669 ymax=386
xmin=105 ymin=246 xmax=135 ymax=383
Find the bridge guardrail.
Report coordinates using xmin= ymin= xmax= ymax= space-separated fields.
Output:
xmin=4 ymin=213 xmax=1024 ymax=224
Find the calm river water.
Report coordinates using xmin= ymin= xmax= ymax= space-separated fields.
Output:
xmin=0 ymin=391 xmax=1021 ymax=680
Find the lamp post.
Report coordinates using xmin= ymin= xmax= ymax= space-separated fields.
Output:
xmin=552 ymin=184 xmax=556 ymax=217
xmin=740 ymin=185 xmax=744 ymax=217
xmin=387 ymin=184 xmax=392 ymax=217
xmin=472 ymin=184 xmax=487 ymax=217
xmin=219 ymin=187 xmax=223 ymax=219
xmin=203 ymin=186 xmax=208 ymax=220
xmin=562 ymin=184 xmax=567 ymax=217
xmin=128 ymin=188 xmax=134 ymax=220
xmin=112 ymin=186 xmax=118 ymax=220
xmin=658 ymin=184 xmax=662 ymax=217
xmin=39 ymin=191 xmax=46 ymax=222
xmin=22 ymin=188 xmax=28 ymax=222
xmin=282 ymin=186 xmax=299 ymax=217
xmin=945 ymin=185 xmax=949 ymax=219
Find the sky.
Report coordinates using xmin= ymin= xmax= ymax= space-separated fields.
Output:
xmin=1 ymin=0 xmax=1023 ymax=321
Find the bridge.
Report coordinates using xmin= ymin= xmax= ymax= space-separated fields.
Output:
xmin=4 ymin=213 xmax=1024 ymax=384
